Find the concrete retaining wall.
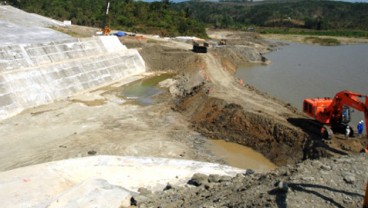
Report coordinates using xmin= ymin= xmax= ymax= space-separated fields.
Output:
xmin=0 ymin=36 xmax=145 ymax=120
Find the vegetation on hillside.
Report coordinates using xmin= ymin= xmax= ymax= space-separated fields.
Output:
xmin=7 ymin=0 xmax=207 ymax=37
xmin=173 ymin=0 xmax=368 ymax=37
xmin=7 ymin=0 xmax=368 ymax=38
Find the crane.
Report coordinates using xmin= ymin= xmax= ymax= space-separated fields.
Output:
xmin=102 ymin=1 xmax=111 ymax=36
xmin=303 ymin=90 xmax=368 ymax=139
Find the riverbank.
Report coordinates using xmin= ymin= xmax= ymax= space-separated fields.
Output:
xmin=260 ymin=33 xmax=368 ymax=45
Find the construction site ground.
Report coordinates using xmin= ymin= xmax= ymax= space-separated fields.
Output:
xmin=1 ymin=22 xmax=368 ymax=207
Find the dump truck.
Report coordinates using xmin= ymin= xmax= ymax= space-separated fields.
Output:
xmin=192 ymin=38 xmax=209 ymax=53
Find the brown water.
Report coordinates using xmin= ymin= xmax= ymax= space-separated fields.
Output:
xmin=236 ymin=43 xmax=368 ymax=125
xmin=207 ymin=139 xmax=277 ymax=172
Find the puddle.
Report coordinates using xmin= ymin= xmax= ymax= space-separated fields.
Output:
xmin=122 ymin=73 xmax=173 ymax=105
xmin=207 ymin=139 xmax=277 ymax=172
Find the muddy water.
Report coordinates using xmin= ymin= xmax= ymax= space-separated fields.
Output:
xmin=236 ymin=43 xmax=368 ymax=125
xmin=207 ymin=139 xmax=277 ymax=172
xmin=122 ymin=73 xmax=173 ymax=105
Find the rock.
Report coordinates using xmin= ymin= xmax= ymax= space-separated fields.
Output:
xmin=138 ymin=187 xmax=152 ymax=195
xmin=343 ymin=175 xmax=356 ymax=184
xmin=244 ymin=169 xmax=255 ymax=175
xmin=130 ymin=195 xmax=150 ymax=206
xmin=163 ymin=183 xmax=173 ymax=191
xmin=311 ymin=160 xmax=322 ymax=166
xmin=232 ymin=174 xmax=244 ymax=184
xmin=87 ymin=150 xmax=96 ymax=155
xmin=188 ymin=173 xmax=208 ymax=187
xmin=320 ymin=165 xmax=332 ymax=171
xmin=219 ymin=175 xmax=232 ymax=182
xmin=343 ymin=196 xmax=353 ymax=204
xmin=208 ymin=174 xmax=221 ymax=183
xmin=301 ymin=176 xmax=315 ymax=182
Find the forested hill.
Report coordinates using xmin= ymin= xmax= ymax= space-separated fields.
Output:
xmin=6 ymin=0 xmax=207 ymax=37
xmin=173 ymin=1 xmax=368 ymax=31
xmin=6 ymin=0 xmax=368 ymax=37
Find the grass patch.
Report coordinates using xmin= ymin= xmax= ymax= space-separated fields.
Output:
xmin=304 ymin=37 xmax=341 ymax=46
xmin=49 ymin=26 xmax=95 ymax=38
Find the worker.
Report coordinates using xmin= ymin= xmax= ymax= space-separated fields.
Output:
xmin=357 ymin=120 xmax=364 ymax=138
xmin=345 ymin=126 xmax=351 ymax=139
xmin=321 ymin=127 xmax=326 ymax=140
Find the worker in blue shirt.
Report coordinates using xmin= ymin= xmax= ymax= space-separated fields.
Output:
xmin=357 ymin=120 xmax=364 ymax=138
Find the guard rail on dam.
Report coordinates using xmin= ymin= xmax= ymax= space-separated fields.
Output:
xmin=0 ymin=36 xmax=146 ymax=120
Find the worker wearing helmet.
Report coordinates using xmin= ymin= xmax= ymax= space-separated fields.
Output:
xmin=357 ymin=120 xmax=364 ymax=138
xmin=345 ymin=125 xmax=351 ymax=139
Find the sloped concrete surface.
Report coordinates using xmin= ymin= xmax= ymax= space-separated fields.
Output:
xmin=0 ymin=5 xmax=63 ymax=27
xmin=0 ymin=156 xmax=245 ymax=208
xmin=0 ymin=6 xmax=146 ymax=121
xmin=0 ymin=20 xmax=72 ymax=46
xmin=0 ymin=5 xmax=72 ymax=46
xmin=0 ymin=36 xmax=146 ymax=120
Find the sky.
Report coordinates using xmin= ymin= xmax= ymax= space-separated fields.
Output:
xmin=141 ymin=0 xmax=368 ymax=2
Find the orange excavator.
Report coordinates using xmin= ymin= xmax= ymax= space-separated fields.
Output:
xmin=303 ymin=90 xmax=368 ymax=139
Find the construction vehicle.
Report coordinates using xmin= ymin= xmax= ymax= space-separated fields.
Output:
xmin=192 ymin=38 xmax=209 ymax=53
xmin=219 ymin=39 xmax=227 ymax=46
xmin=303 ymin=90 xmax=368 ymax=139
xmin=102 ymin=1 xmax=111 ymax=35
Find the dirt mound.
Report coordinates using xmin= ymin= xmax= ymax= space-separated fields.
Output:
xmin=139 ymin=44 xmax=197 ymax=72
xmin=132 ymin=154 xmax=368 ymax=208
xmin=174 ymin=84 xmax=311 ymax=166
xmin=212 ymin=46 xmax=269 ymax=73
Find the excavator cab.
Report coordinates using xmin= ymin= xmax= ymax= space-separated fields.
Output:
xmin=340 ymin=106 xmax=351 ymax=124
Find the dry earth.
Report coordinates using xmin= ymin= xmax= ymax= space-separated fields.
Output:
xmin=1 ymin=24 xmax=368 ymax=207
xmin=0 ymin=74 xmax=217 ymax=171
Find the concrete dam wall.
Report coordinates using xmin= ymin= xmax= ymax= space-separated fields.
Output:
xmin=0 ymin=36 xmax=146 ymax=120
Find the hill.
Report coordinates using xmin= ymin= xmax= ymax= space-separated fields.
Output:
xmin=7 ymin=0 xmax=368 ymax=38
xmin=173 ymin=0 xmax=368 ymax=37
xmin=6 ymin=0 xmax=207 ymax=37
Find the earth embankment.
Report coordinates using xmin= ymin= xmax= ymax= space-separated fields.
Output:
xmin=171 ymin=49 xmax=311 ymax=166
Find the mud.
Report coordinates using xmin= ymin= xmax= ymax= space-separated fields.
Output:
xmin=173 ymin=85 xmax=310 ymax=166
xmin=207 ymin=139 xmax=277 ymax=172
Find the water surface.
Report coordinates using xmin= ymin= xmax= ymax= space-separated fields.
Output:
xmin=207 ymin=139 xmax=277 ymax=172
xmin=122 ymin=73 xmax=173 ymax=105
xmin=236 ymin=43 xmax=368 ymax=125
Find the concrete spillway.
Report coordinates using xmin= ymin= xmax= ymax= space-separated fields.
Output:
xmin=0 ymin=156 xmax=245 ymax=208
xmin=0 ymin=36 xmax=146 ymax=120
